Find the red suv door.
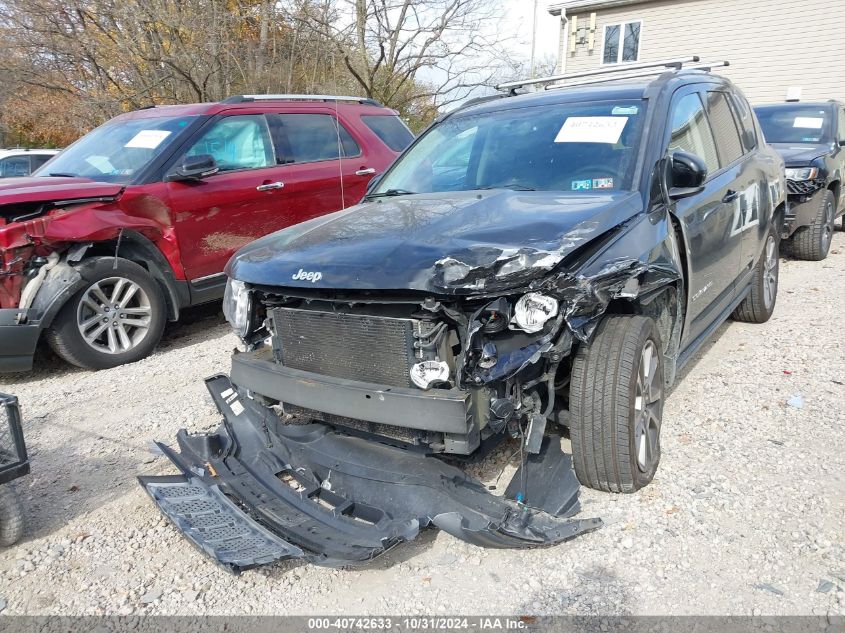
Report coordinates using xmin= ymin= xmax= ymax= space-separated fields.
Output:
xmin=166 ymin=112 xmax=334 ymax=280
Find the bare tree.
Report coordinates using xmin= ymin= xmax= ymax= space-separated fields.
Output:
xmin=283 ymin=0 xmax=511 ymax=113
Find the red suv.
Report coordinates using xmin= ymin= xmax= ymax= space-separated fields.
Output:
xmin=0 ymin=95 xmax=412 ymax=371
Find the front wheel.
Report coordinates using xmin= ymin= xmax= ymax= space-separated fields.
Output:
xmin=46 ymin=258 xmax=167 ymax=370
xmin=0 ymin=485 xmax=25 ymax=547
xmin=569 ymin=315 xmax=664 ymax=493
xmin=790 ymin=190 xmax=835 ymax=261
xmin=732 ymin=228 xmax=779 ymax=324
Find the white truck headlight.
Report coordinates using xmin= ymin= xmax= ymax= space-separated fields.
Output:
xmin=785 ymin=167 xmax=819 ymax=181
xmin=512 ymin=293 xmax=559 ymax=334
xmin=222 ymin=278 xmax=252 ymax=338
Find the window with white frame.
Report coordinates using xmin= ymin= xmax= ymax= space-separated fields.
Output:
xmin=602 ymin=21 xmax=641 ymax=64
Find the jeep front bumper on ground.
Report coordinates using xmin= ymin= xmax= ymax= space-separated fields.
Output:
xmin=140 ymin=375 xmax=601 ymax=573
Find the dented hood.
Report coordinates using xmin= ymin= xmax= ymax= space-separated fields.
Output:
xmin=228 ymin=189 xmax=643 ymax=294
xmin=770 ymin=143 xmax=830 ymax=166
xmin=0 ymin=176 xmax=124 ymax=207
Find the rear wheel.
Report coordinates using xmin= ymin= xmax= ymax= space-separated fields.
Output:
xmin=732 ymin=228 xmax=779 ymax=324
xmin=790 ymin=190 xmax=835 ymax=261
xmin=46 ymin=258 xmax=166 ymax=370
xmin=569 ymin=315 xmax=664 ymax=493
xmin=0 ymin=485 xmax=24 ymax=547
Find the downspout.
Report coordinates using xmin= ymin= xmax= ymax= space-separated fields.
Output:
xmin=559 ymin=10 xmax=569 ymax=74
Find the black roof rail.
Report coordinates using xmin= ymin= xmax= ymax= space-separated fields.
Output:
xmin=543 ymin=61 xmax=730 ymax=91
xmin=496 ymin=56 xmax=708 ymax=93
xmin=222 ymin=94 xmax=383 ymax=107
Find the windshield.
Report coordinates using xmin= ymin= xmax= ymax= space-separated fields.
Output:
xmin=34 ymin=115 xmax=197 ymax=183
xmin=755 ymin=106 xmax=832 ymax=144
xmin=372 ymin=99 xmax=646 ymax=195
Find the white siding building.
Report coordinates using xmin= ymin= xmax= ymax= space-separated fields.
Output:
xmin=548 ymin=0 xmax=845 ymax=104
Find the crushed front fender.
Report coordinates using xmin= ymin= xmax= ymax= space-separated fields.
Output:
xmin=140 ymin=374 xmax=601 ymax=572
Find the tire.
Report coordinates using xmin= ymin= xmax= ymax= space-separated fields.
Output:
xmin=46 ymin=257 xmax=166 ymax=370
xmin=790 ymin=190 xmax=835 ymax=261
xmin=732 ymin=227 xmax=779 ymax=324
xmin=569 ymin=315 xmax=664 ymax=493
xmin=0 ymin=485 xmax=25 ymax=547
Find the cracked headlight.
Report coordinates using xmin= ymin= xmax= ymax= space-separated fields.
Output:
xmin=785 ymin=167 xmax=819 ymax=181
xmin=512 ymin=292 xmax=559 ymax=334
xmin=222 ymin=278 xmax=253 ymax=339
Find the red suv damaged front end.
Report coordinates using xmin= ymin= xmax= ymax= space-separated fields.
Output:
xmin=0 ymin=96 xmax=411 ymax=372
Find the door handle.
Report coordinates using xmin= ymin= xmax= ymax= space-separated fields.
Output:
xmin=722 ymin=190 xmax=739 ymax=203
xmin=256 ymin=181 xmax=284 ymax=191
xmin=355 ymin=168 xmax=377 ymax=176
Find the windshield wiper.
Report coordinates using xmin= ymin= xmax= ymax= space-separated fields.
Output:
xmin=365 ymin=188 xmax=416 ymax=199
xmin=479 ymin=184 xmax=536 ymax=191
xmin=46 ymin=172 xmax=77 ymax=178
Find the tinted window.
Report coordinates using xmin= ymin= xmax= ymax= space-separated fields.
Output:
xmin=362 ymin=115 xmax=414 ymax=152
xmin=375 ymin=99 xmax=647 ymax=194
xmin=668 ymin=93 xmax=720 ymax=176
xmin=185 ymin=115 xmax=274 ymax=172
xmin=754 ymin=105 xmax=832 ymax=143
xmin=707 ymin=92 xmax=744 ymax=165
xmin=0 ymin=156 xmax=31 ymax=178
xmin=31 ymin=154 xmax=54 ymax=170
xmin=274 ymin=114 xmax=359 ymax=163
xmin=34 ymin=115 xmax=196 ymax=183
xmin=730 ymin=93 xmax=757 ymax=151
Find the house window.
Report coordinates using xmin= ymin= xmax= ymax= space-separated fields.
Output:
xmin=602 ymin=21 xmax=641 ymax=64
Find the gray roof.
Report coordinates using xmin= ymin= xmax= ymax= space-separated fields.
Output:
xmin=547 ymin=0 xmax=657 ymax=16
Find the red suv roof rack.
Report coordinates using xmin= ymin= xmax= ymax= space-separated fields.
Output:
xmin=222 ymin=94 xmax=383 ymax=106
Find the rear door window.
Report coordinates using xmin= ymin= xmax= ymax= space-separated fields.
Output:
xmin=729 ymin=93 xmax=757 ymax=152
xmin=706 ymin=92 xmax=744 ymax=166
xmin=361 ymin=115 xmax=414 ymax=152
xmin=668 ymin=93 xmax=720 ymax=176
xmin=0 ymin=156 xmax=31 ymax=177
xmin=272 ymin=114 xmax=360 ymax=163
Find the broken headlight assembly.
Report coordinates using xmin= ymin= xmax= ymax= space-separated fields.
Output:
xmin=512 ymin=292 xmax=559 ymax=334
xmin=222 ymin=278 xmax=253 ymax=339
xmin=785 ymin=167 xmax=819 ymax=181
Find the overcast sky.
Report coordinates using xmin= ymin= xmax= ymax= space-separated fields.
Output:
xmin=503 ymin=0 xmax=561 ymax=64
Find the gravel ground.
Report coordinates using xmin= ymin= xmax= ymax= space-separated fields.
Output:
xmin=0 ymin=232 xmax=843 ymax=617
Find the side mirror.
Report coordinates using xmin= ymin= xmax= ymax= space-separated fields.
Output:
xmin=838 ymin=139 xmax=845 ymax=147
xmin=168 ymin=154 xmax=218 ymax=181
xmin=667 ymin=151 xmax=708 ymax=200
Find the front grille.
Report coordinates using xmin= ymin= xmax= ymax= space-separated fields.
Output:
xmin=787 ymin=179 xmax=825 ymax=196
xmin=271 ymin=307 xmax=418 ymax=387
xmin=285 ymin=404 xmax=432 ymax=446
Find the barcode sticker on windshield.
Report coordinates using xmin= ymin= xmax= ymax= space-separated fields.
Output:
xmin=555 ymin=117 xmax=628 ymax=144
xmin=793 ymin=117 xmax=824 ymax=129
xmin=125 ymin=130 xmax=172 ymax=149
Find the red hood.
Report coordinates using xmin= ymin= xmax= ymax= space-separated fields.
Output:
xmin=0 ymin=177 xmax=124 ymax=206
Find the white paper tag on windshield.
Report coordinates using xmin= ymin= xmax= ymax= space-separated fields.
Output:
xmin=125 ymin=130 xmax=171 ymax=149
xmin=555 ymin=117 xmax=628 ymax=144
xmin=793 ymin=117 xmax=824 ymax=129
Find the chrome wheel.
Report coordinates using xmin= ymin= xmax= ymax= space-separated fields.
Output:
xmin=762 ymin=235 xmax=778 ymax=311
xmin=76 ymin=277 xmax=152 ymax=354
xmin=822 ymin=200 xmax=834 ymax=253
xmin=634 ymin=340 xmax=662 ymax=473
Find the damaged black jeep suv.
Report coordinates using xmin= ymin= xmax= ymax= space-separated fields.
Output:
xmin=142 ymin=63 xmax=786 ymax=571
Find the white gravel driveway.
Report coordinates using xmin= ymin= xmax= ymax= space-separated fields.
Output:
xmin=0 ymin=233 xmax=843 ymax=617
